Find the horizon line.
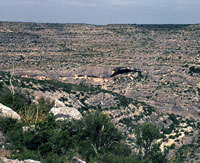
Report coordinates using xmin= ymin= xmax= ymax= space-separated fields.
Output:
xmin=0 ymin=20 xmax=199 ymax=26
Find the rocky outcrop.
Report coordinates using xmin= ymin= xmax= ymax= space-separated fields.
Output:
xmin=50 ymin=107 xmax=82 ymax=121
xmin=0 ymin=103 xmax=21 ymax=120
xmin=0 ymin=157 xmax=41 ymax=163
xmin=50 ymin=100 xmax=82 ymax=120
xmin=71 ymin=66 xmax=114 ymax=78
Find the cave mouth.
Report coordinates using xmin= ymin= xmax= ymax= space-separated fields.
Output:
xmin=110 ymin=68 xmax=132 ymax=77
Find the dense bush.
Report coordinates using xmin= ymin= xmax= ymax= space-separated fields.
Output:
xmin=73 ymin=111 xmax=126 ymax=161
xmin=0 ymin=110 xmax=140 ymax=162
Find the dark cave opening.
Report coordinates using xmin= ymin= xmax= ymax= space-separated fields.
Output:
xmin=110 ymin=68 xmax=132 ymax=77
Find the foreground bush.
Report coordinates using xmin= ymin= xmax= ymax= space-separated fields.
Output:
xmin=0 ymin=110 xmax=141 ymax=162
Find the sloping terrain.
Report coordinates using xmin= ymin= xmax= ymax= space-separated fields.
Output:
xmin=0 ymin=22 xmax=199 ymax=118
xmin=0 ymin=22 xmax=200 ymax=162
xmin=0 ymin=71 xmax=200 ymax=162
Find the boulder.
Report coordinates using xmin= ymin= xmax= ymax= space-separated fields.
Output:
xmin=54 ymin=99 xmax=66 ymax=107
xmin=0 ymin=157 xmax=41 ymax=163
xmin=50 ymin=106 xmax=82 ymax=121
xmin=0 ymin=103 xmax=21 ymax=120
xmin=72 ymin=157 xmax=86 ymax=163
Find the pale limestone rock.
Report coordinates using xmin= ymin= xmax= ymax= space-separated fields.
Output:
xmin=54 ymin=99 xmax=66 ymax=107
xmin=197 ymin=82 xmax=200 ymax=88
xmin=50 ymin=107 xmax=82 ymax=121
xmin=72 ymin=157 xmax=86 ymax=163
xmin=0 ymin=103 xmax=21 ymax=120
xmin=0 ymin=157 xmax=41 ymax=163
xmin=24 ymin=160 xmax=41 ymax=163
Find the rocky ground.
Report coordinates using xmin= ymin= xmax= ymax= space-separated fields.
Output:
xmin=0 ymin=22 xmax=200 ymax=162
xmin=0 ymin=22 xmax=199 ymax=118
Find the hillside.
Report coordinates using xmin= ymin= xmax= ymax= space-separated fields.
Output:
xmin=0 ymin=22 xmax=200 ymax=162
xmin=0 ymin=22 xmax=199 ymax=117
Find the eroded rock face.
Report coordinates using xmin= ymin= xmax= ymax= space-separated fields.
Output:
xmin=0 ymin=157 xmax=41 ymax=163
xmin=50 ymin=106 xmax=82 ymax=121
xmin=71 ymin=66 xmax=114 ymax=78
xmin=0 ymin=103 xmax=21 ymax=120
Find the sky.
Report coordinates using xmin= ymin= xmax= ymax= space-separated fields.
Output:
xmin=0 ymin=0 xmax=200 ymax=25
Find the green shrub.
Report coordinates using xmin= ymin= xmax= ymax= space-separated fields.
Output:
xmin=162 ymin=128 xmax=172 ymax=134
xmin=135 ymin=123 xmax=167 ymax=162
xmin=0 ymin=86 xmax=31 ymax=113
xmin=170 ymin=144 xmax=176 ymax=149
xmin=74 ymin=111 xmax=124 ymax=161
xmin=169 ymin=135 xmax=176 ymax=139
xmin=189 ymin=66 xmax=200 ymax=74
xmin=119 ymin=117 xmax=134 ymax=128
xmin=169 ymin=113 xmax=179 ymax=125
